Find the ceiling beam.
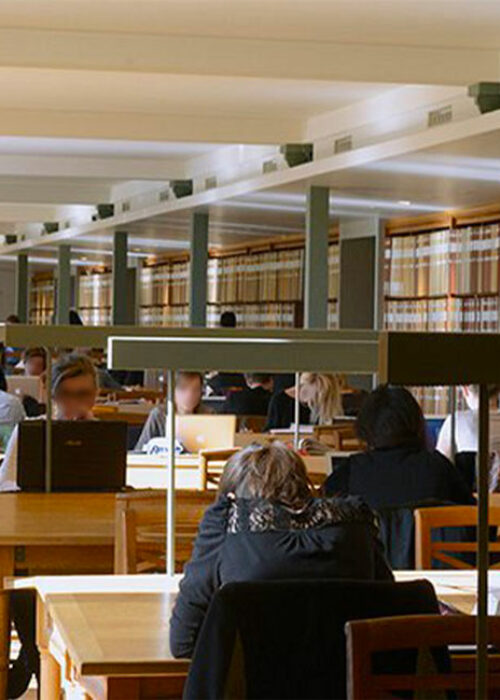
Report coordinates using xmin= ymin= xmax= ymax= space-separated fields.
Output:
xmin=0 ymin=155 xmax=187 ymax=180
xmin=0 ymin=107 xmax=301 ymax=145
xmin=0 ymin=177 xmax=113 ymax=204
xmin=0 ymin=27 xmax=498 ymax=86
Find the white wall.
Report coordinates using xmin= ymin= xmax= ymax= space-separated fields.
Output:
xmin=0 ymin=262 xmax=16 ymax=321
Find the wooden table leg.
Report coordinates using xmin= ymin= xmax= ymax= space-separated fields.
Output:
xmin=0 ymin=546 xmax=14 ymax=698
xmin=40 ymin=649 xmax=61 ymax=700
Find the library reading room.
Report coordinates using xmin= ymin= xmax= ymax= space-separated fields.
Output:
xmin=3 ymin=2 xmax=500 ymax=699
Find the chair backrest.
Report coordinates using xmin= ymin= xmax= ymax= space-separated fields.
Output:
xmin=199 ymin=447 xmax=240 ymax=490
xmin=184 ymin=579 xmax=440 ymax=700
xmin=313 ymin=424 xmax=364 ymax=451
xmin=114 ymin=489 xmax=216 ymax=574
xmin=415 ymin=505 xmax=500 ymax=569
xmin=346 ymin=614 xmax=500 ymax=699
xmin=236 ymin=415 xmax=267 ymax=433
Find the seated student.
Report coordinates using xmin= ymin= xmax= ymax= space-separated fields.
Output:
xmin=0 ymin=353 xmax=97 ymax=491
xmin=324 ymin=385 xmax=474 ymax=510
xmin=19 ymin=347 xmax=47 ymax=417
xmin=222 ymin=373 xmax=273 ymax=416
xmin=0 ymin=367 xmax=25 ymax=450
xmin=436 ymin=384 xmax=500 ymax=491
xmin=23 ymin=347 xmax=46 ymax=377
xmin=135 ymin=371 xmax=212 ymax=451
xmin=170 ymin=442 xmax=392 ymax=658
xmin=206 ymin=312 xmax=246 ymax=396
xmin=3 ymin=353 xmax=98 ymax=698
xmin=265 ymin=372 xmax=344 ymax=431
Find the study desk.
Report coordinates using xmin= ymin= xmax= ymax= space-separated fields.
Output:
xmin=126 ymin=451 xmax=329 ymax=490
xmin=5 ymin=570 xmax=490 ymax=700
xmin=8 ymin=574 xmax=183 ymax=700
xmin=0 ymin=492 xmax=116 ymax=697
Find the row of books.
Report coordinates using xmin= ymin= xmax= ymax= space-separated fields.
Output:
xmin=78 ymin=273 xmax=112 ymax=308
xmin=385 ymin=224 xmax=500 ymax=297
xmin=29 ymin=278 xmax=55 ymax=325
xmin=139 ymin=244 xmax=340 ymax=307
xmin=384 ymin=296 xmax=500 ymax=332
xmin=139 ymin=302 xmax=305 ymax=328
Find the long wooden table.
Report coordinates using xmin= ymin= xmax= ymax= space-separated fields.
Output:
xmin=126 ymin=452 xmax=330 ymax=490
xmin=0 ymin=493 xmax=116 ymax=697
xmin=5 ymin=569 xmax=492 ymax=700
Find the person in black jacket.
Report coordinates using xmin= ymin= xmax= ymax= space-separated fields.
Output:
xmin=170 ymin=442 xmax=393 ymax=658
xmin=324 ymin=385 xmax=474 ymax=509
xmin=222 ymin=373 xmax=273 ymax=416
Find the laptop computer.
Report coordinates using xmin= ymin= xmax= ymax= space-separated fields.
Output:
xmin=176 ymin=414 xmax=236 ymax=453
xmin=18 ymin=420 xmax=128 ymax=492
xmin=7 ymin=375 xmax=42 ymax=401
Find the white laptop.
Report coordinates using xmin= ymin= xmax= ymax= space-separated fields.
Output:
xmin=7 ymin=375 xmax=42 ymax=401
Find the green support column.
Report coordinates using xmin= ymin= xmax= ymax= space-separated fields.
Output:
xmin=56 ymin=245 xmax=71 ymax=325
xmin=304 ymin=186 xmax=329 ymax=329
xmin=339 ymin=217 xmax=384 ymax=390
xmin=15 ymin=253 xmax=29 ymax=323
xmin=189 ymin=212 xmax=209 ymax=327
xmin=112 ymin=231 xmax=128 ymax=325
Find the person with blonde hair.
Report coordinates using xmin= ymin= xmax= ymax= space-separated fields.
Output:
xmin=170 ymin=441 xmax=392 ymax=658
xmin=299 ymin=372 xmax=344 ymax=424
xmin=265 ymin=372 xmax=345 ymax=431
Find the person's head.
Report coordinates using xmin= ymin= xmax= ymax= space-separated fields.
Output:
xmin=220 ymin=311 xmax=237 ymax=328
xmin=23 ymin=347 xmax=46 ymax=377
xmin=5 ymin=314 xmax=20 ymax=324
xmin=244 ymin=373 xmax=273 ymax=391
xmin=219 ymin=442 xmax=314 ymax=509
xmin=51 ymin=353 xmax=97 ymax=419
xmin=356 ymin=384 xmax=427 ymax=451
xmin=175 ymin=371 xmax=203 ymax=414
xmin=299 ymin=373 xmax=343 ymax=424
xmin=462 ymin=384 xmax=500 ymax=411
xmin=69 ymin=309 xmax=84 ymax=325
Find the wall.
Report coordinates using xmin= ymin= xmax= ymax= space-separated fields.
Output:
xmin=0 ymin=262 xmax=16 ymax=321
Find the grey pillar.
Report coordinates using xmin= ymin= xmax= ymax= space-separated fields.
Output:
xmin=339 ymin=216 xmax=384 ymax=389
xmin=15 ymin=253 xmax=29 ymax=323
xmin=112 ymin=231 xmax=128 ymax=325
xmin=189 ymin=212 xmax=209 ymax=327
xmin=56 ymin=245 xmax=71 ymax=324
xmin=304 ymin=186 xmax=329 ymax=328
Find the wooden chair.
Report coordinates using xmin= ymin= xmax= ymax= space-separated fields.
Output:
xmin=346 ymin=614 xmax=500 ymax=699
xmin=236 ymin=415 xmax=267 ymax=432
xmin=199 ymin=447 xmax=240 ymax=490
xmin=313 ymin=424 xmax=362 ymax=451
xmin=114 ymin=489 xmax=216 ymax=574
xmin=415 ymin=505 xmax=500 ymax=569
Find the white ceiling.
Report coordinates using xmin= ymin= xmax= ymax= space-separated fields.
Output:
xmin=3 ymin=0 xmax=500 ymax=271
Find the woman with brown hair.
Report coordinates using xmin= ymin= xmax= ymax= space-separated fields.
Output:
xmin=170 ymin=442 xmax=392 ymax=659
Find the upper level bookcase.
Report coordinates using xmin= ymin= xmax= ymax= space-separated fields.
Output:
xmin=30 ymin=234 xmax=340 ymax=330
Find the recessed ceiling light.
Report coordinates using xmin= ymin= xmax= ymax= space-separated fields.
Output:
xmin=398 ymin=200 xmax=411 ymax=206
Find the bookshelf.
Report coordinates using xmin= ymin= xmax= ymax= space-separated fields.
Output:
xmin=384 ymin=213 xmax=500 ymax=412
xmin=137 ymin=238 xmax=339 ymax=329
xmin=28 ymin=237 xmax=340 ymax=330
xmin=29 ymin=273 xmax=55 ymax=325
xmin=78 ymin=270 xmax=112 ymax=326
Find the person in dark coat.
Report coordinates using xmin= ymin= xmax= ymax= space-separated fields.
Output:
xmin=170 ymin=442 xmax=393 ymax=658
xmin=324 ymin=384 xmax=474 ymax=509
xmin=222 ymin=373 xmax=273 ymax=416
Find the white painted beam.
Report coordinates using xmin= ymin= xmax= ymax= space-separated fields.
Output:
xmin=0 ymin=27 xmax=497 ymax=86
xmin=0 ymin=107 xmax=301 ymax=145
xmin=0 ymin=155 xmax=187 ymax=180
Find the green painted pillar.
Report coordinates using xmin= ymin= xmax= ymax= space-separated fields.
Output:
xmin=189 ymin=212 xmax=209 ymax=327
xmin=56 ymin=245 xmax=71 ymax=324
xmin=15 ymin=253 xmax=29 ymax=323
xmin=112 ymin=231 xmax=128 ymax=325
xmin=304 ymin=186 xmax=329 ymax=328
